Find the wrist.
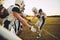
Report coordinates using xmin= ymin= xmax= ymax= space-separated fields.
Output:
xmin=29 ymin=27 xmax=31 ymax=30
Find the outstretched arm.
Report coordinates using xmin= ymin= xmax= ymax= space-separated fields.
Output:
xmin=12 ymin=11 xmax=31 ymax=29
xmin=12 ymin=7 xmax=36 ymax=32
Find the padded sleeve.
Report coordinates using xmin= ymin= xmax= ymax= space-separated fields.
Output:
xmin=12 ymin=7 xmax=21 ymax=13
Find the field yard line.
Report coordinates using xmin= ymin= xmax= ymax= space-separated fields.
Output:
xmin=43 ymin=29 xmax=60 ymax=40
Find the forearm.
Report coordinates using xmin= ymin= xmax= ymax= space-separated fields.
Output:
xmin=13 ymin=12 xmax=31 ymax=29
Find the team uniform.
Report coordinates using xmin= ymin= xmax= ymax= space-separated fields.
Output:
xmin=0 ymin=25 xmax=22 ymax=40
xmin=35 ymin=12 xmax=46 ymax=38
xmin=35 ymin=14 xmax=46 ymax=30
xmin=2 ymin=5 xmax=22 ymax=34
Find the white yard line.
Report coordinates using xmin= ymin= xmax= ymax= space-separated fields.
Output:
xmin=43 ymin=29 xmax=60 ymax=40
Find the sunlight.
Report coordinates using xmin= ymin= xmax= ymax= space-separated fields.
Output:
xmin=3 ymin=0 xmax=15 ymax=9
xmin=3 ymin=0 xmax=60 ymax=16
xmin=24 ymin=0 xmax=60 ymax=16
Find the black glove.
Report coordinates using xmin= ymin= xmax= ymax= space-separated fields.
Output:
xmin=36 ymin=15 xmax=40 ymax=18
xmin=28 ymin=20 xmax=31 ymax=22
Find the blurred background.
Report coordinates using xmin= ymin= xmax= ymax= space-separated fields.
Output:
xmin=0 ymin=0 xmax=60 ymax=40
xmin=2 ymin=0 xmax=60 ymax=16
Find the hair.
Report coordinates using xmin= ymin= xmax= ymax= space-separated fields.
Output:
xmin=39 ymin=9 xmax=42 ymax=13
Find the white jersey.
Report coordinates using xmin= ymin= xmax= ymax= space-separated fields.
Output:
xmin=8 ymin=5 xmax=19 ymax=14
xmin=2 ymin=5 xmax=21 ymax=34
xmin=0 ymin=25 xmax=22 ymax=40
xmin=35 ymin=14 xmax=44 ymax=28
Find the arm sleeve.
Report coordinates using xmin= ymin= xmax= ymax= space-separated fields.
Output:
xmin=12 ymin=7 xmax=21 ymax=13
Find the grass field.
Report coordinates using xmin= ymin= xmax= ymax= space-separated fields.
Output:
xmin=17 ymin=16 xmax=60 ymax=40
xmin=0 ymin=16 xmax=60 ymax=40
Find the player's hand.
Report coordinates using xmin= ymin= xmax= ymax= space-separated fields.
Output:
xmin=28 ymin=20 xmax=31 ymax=22
xmin=30 ymin=26 xmax=36 ymax=32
